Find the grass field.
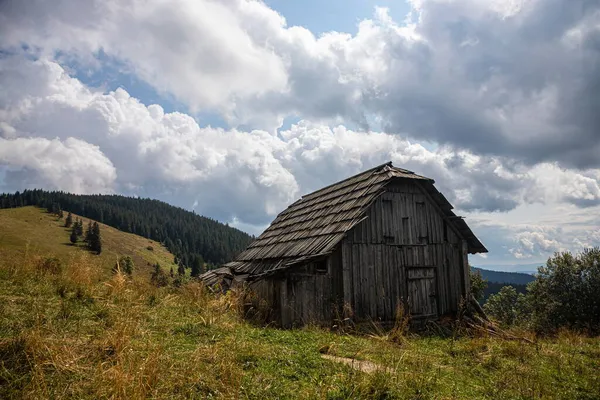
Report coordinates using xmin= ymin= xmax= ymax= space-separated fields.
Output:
xmin=1 ymin=208 xmax=599 ymax=399
xmin=0 ymin=206 xmax=177 ymax=276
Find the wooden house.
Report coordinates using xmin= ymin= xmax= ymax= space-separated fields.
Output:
xmin=208 ymin=162 xmax=487 ymax=327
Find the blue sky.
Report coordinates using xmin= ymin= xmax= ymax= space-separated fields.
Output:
xmin=266 ymin=0 xmax=411 ymax=34
xmin=1 ymin=0 xmax=599 ymax=270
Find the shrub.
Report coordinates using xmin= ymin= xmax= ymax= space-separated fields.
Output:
xmin=151 ymin=263 xmax=169 ymax=287
xmin=114 ymin=256 xmax=135 ymax=276
xmin=470 ymin=269 xmax=487 ymax=302
xmin=527 ymin=248 xmax=600 ymax=333
xmin=484 ymin=286 xmax=528 ymax=327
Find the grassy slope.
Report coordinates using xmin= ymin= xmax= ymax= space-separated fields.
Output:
xmin=0 ymin=206 xmax=177 ymax=276
xmin=1 ymin=209 xmax=599 ymax=399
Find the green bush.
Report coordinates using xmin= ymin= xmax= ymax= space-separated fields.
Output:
xmin=484 ymin=286 xmax=528 ymax=327
xmin=470 ymin=269 xmax=487 ymax=302
xmin=114 ymin=256 xmax=134 ymax=275
xmin=484 ymin=248 xmax=600 ymax=334
xmin=527 ymin=248 xmax=600 ymax=333
xmin=151 ymin=263 xmax=169 ymax=287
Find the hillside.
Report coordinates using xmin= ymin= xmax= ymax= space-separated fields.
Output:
xmin=1 ymin=210 xmax=599 ymax=398
xmin=472 ymin=267 xmax=536 ymax=285
xmin=0 ymin=206 xmax=177 ymax=276
xmin=1 ymin=242 xmax=599 ymax=398
xmin=471 ymin=267 xmax=535 ymax=302
xmin=0 ymin=190 xmax=254 ymax=267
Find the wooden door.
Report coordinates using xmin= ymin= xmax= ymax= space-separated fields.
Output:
xmin=407 ymin=267 xmax=437 ymax=317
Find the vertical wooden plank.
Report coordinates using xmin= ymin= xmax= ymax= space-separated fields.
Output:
xmin=281 ymin=279 xmax=289 ymax=328
xmin=366 ymin=244 xmax=373 ymax=319
xmin=408 ymin=194 xmax=417 ymax=245
xmin=360 ymin=243 xmax=366 ymax=320
xmin=461 ymin=240 xmax=470 ymax=297
xmin=309 ymin=276 xmax=316 ymax=324
xmin=352 ymin=244 xmax=361 ymax=317
xmin=376 ymin=244 xmax=383 ymax=319
xmin=389 ymin=247 xmax=396 ymax=320
xmin=382 ymin=245 xmax=389 ymax=320
xmin=434 ymin=245 xmax=444 ymax=314
xmin=342 ymin=241 xmax=353 ymax=313
xmin=363 ymin=218 xmax=368 ymax=243
xmin=364 ymin=244 xmax=373 ymax=319
xmin=395 ymin=248 xmax=403 ymax=316
xmin=375 ymin=200 xmax=382 ymax=244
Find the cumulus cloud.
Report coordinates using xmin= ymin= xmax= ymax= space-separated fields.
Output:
xmin=510 ymin=227 xmax=564 ymax=259
xmin=0 ymin=137 xmax=116 ymax=193
xmin=1 ymin=0 xmax=600 ymax=262
xmin=2 ymin=0 xmax=598 ymax=167
xmin=2 ymin=55 xmax=599 ymax=227
xmin=0 ymin=0 xmax=288 ymax=113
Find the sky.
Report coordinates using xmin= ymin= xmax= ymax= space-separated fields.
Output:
xmin=0 ymin=0 xmax=599 ymax=271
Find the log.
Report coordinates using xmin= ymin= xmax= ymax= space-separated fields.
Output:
xmin=469 ymin=294 xmax=489 ymax=321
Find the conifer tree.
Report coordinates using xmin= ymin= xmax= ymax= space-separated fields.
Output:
xmin=89 ymin=222 xmax=102 ymax=254
xmin=76 ymin=219 xmax=84 ymax=236
xmin=177 ymin=264 xmax=185 ymax=276
xmin=191 ymin=255 xmax=204 ymax=277
xmin=70 ymin=227 xmax=78 ymax=245
xmin=114 ymin=256 xmax=134 ymax=275
xmin=65 ymin=212 xmax=73 ymax=228
xmin=84 ymin=221 xmax=93 ymax=244
xmin=151 ymin=263 xmax=169 ymax=287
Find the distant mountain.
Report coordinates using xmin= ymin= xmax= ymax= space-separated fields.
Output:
xmin=472 ymin=266 xmax=536 ymax=302
xmin=0 ymin=189 xmax=254 ymax=267
xmin=483 ymin=282 xmax=528 ymax=302
xmin=472 ymin=267 xmax=536 ymax=285
xmin=472 ymin=262 xmax=543 ymax=274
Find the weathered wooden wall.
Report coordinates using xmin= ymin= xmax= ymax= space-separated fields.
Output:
xmin=250 ymin=179 xmax=470 ymax=326
xmin=340 ymin=179 xmax=469 ymax=321
xmin=250 ymin=247 xmax=344 ymax=327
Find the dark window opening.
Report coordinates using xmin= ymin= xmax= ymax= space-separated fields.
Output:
xmin=384 ymin=235 xmax=395 ymax=244
xmin=315 ymin=260 xmax=328 ymax=274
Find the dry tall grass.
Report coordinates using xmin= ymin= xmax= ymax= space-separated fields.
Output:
xmin=1 ymin=251 xmax=599 ymax=399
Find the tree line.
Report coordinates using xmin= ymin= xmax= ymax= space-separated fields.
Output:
xmin=472 ymin=248 xmax=600 ymax=334
xmin=0 ymin=189 xmax=254 ymax=269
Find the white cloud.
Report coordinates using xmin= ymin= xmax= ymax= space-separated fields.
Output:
xmin=2 ymin=55 xmax=599 ymax=229
xmin=1 ymin=0 xmax=599 ymax=263
xmin=0 ymin=0 xmax=288 ymax=114
xmin=510 ymin=227 xmax=563 ymax=259
xmin=0 ymin=137 xmax=116 ymax=193
xmin=2 ymin=0 xmax=598 ymax=165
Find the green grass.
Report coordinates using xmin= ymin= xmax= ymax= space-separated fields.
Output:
xmin=1 ymin=208 xmax=599 ymax=399
xmin=0 ymin=206 xmax=177 ymax=276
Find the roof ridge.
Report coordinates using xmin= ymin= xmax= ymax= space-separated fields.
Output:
xmin=299 ymin=161 xmax=392 ymax=201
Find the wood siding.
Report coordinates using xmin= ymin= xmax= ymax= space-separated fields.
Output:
xmin=341 ymin=180 xmax=468 ymax=321
xmin=251 ymin=246 xmax=344 ymax=327
xmin=249 ymin=179 xmax=471 ymax=326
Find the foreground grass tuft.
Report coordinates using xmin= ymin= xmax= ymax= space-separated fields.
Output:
xmin=1 ymin=251 xmax=599 ymax=399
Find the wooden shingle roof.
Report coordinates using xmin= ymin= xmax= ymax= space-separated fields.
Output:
xmin=224 ymin=162 xmax=487 ymax=276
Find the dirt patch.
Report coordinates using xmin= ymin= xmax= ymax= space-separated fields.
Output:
xmin=321 ymin=354 xmax=393 ymax=374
